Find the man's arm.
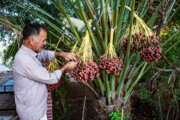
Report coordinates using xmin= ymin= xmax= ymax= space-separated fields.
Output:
xmin=37 ymin=50 xmax=78 ymax=61
xmin=24 ymin=61 xmax=77 ymax=84
xmin=37 ymin=50 xmax=55 ymax=61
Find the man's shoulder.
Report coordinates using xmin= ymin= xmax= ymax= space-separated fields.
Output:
xmin=15 ymin=48 xmax=29 ymax=58
xmin=14 ymin=49 xmax=34 ymax=65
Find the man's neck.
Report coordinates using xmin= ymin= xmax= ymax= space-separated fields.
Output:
xmin=23 ymin=42 xmax=33 ymax=51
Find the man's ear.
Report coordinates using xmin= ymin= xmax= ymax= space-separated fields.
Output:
xmin=29 ymin=37 xmax=34 ymax=45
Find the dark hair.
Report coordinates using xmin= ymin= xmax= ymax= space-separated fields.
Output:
xmin=22 ymin=23 xmax=48 ymax=40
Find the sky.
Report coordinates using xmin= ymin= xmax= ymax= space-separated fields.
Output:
xmin=0 ymin=42 xmax=11 ymax=71
xmin=0 ymin=64 xmax=11 ymax=72
xmin=0 ymin=42 xmax=6 ymax=63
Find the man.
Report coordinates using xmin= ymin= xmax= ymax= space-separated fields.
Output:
xmin=13 ymin=23 xmax=77 ymax=120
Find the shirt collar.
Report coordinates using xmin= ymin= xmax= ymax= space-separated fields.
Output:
xmin=21 ymin=45 xmax=38 ymax=58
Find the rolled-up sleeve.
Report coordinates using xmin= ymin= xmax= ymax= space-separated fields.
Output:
xmin=24 ymin=61 xmax=61 ymax=84
xmin=37 ymin=50 xmax=55 ymax=61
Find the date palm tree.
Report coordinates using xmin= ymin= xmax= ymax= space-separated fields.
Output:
xmin=0 ymin=0 xmax=178 ymax=119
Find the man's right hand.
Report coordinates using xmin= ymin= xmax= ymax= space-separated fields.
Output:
xmin=60 ymin=61 xmax=77 ymax=74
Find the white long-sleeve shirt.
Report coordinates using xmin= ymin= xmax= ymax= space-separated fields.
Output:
xmin=13 ymin=45 xmax=61 ymax=120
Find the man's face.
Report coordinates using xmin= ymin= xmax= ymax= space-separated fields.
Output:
xmin=32 ymin=29 xmax=47 ymax=53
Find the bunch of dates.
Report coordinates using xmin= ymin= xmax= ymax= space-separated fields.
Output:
xmin=123 ymin=33 xmax=159 ymax=53
xmin=47 ymin=79 xmax=64 ymax=92
xmin=99 ymin=55 xmax=124 ymax=76
xmin=140 ymin=46 xmax=162 ymax=62
xmin=66 ymin=61 xmax=100 ymax=83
